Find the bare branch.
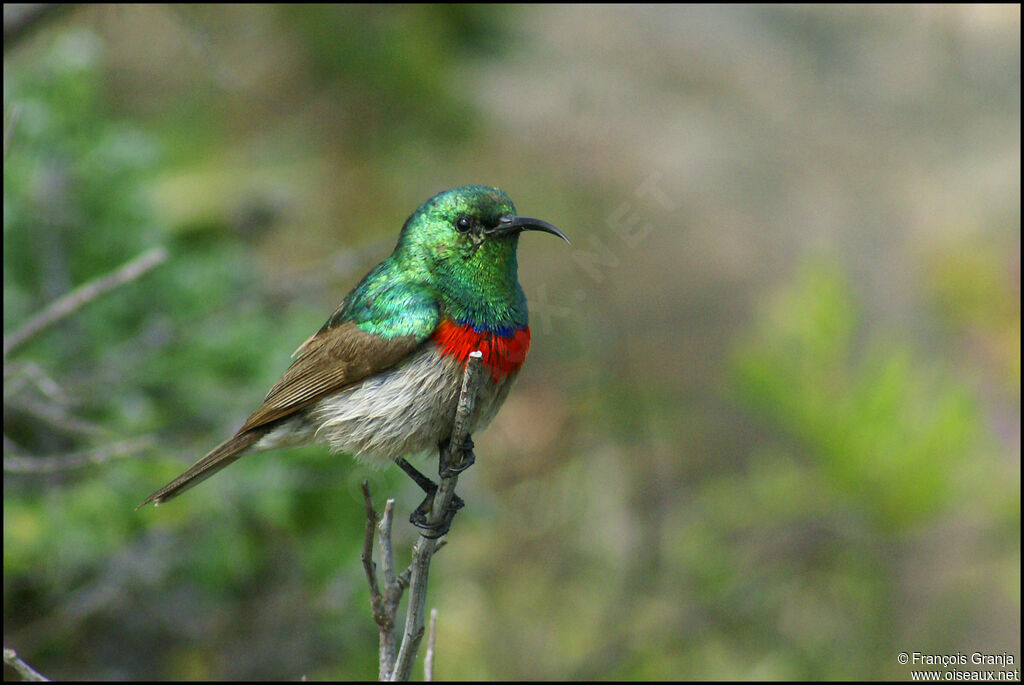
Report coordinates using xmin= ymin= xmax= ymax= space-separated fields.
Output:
xmin=395 ymin=565 xmax=412 ymax=592
xmin=377 ymin=498 xmax=405 ymax=679
xmin=3 ymin=437 xmax=155 ymax=473
xmin=3 ymin=646 xmax=49 ymax=681
xmin=379 ymin=499 xmax=397 ymax=589
xmin=3 ymin=360 xmax=69 ymax=404
xmin=361 ymin=482 xmax=384 ymax=612
xmin=363 ymin=489 xmax=418 ymax=680
xmin=361 ymin=483 xmax=402 ymax=680
xmin=391 ymin=351 xmax=484 ymax=681
xmin=5 ymin=394 xmax=105 ymax=438
xmin=4 ymin=246 xmax=169 ymax=358
xmin=424 ymin=608 xmax=438 ymax=682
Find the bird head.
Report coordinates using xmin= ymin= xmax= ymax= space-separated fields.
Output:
xmin=395 ymin=186 xmax=568 ymax=275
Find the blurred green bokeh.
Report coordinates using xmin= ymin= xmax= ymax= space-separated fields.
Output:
xmin=4 ymin=5 xmax=1019 ymax=680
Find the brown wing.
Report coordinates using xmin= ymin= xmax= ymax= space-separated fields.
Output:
xmin=238 ymin=321 xmax=423 ymax=432
xmin=138 ymin=322 xmax=425 ymax=507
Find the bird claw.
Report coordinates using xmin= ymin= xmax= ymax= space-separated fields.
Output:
xmin=399 ymin=436 xmax=473 ymax=537
xmin=409 ymin=491 xmax=465 ymax=539
xmin=439 ymin=435 xmax=475 ymax=478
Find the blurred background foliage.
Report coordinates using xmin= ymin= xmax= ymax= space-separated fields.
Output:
xmin=3 ymin=4 xmax=1019 ymax=680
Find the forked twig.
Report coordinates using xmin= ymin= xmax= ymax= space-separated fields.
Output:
xmin=391 ymin=351 xmax=483 ymax=681
xmin=361 ymin=352 xmax=484 ymax=681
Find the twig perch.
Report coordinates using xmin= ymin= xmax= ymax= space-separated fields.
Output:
xmin=361 ymin=351 xmax=484 ymax=681
xmin=3 ymin=646 xmax=49 ymax=682
xmin=392 ymin=351 xmax=482 ymax=681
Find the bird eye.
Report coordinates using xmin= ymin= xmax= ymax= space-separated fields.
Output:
xmin=455 ymin=216 xmax=472 ymax=233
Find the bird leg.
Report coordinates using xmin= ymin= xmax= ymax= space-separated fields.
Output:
xmin=397 ymin=456 xmax=464 ymax=539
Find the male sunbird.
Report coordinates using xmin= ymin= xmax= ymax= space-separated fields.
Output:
xmin=140 ymin=186 xmax=568 ymax=536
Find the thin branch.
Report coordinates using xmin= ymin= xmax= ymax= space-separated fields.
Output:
xmin=377 ymin=498 xmax=405 ymax=680
xmin=391 ymin=351 xmax=484 ymax=681
xmin=363 ymin=488 xmax=414 ymax=680
xmin=361 ymin=482 xmax=385 ymax=613
xmin=424 ymin=608 xmax=438 ymax=682
xmin=3 ymin=646 xmax=49 ymax=682
xmin=395 ymin=565 xmax=413 ymax=593
xmin=3 ymin=360 xmax=69 ymax=404
xmin=379 ymin=499 xmax=397 ymax=590
xmin=4 ymin=246 xmax=168 ymax=358
xmin=3 ymin=437 xmax=155 ymax=473
xmin=362 ymin=483 xmax=401 ymax=681
xmin=5 ymin=395 xmax=106 ymax=438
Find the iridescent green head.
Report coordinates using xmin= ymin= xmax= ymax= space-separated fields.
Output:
xmin=395 ymin=184 xmax=565 ymax=280
xmin=392 ymin=185 xmax=568 ymax=325
xmin=397 ymin=185 xmax=566 ymax=258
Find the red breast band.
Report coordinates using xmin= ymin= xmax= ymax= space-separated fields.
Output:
xmin=431 ymin=318 xmax=531 ymax=382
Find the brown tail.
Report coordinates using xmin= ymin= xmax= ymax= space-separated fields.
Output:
xmin=137 ymin=427 xmax=272 ymax=508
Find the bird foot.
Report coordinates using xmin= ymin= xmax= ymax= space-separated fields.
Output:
xmin=439 ymin=435 xmax=476 ymax=478
xmin=409 ymin=490 xmax=465 ymax=539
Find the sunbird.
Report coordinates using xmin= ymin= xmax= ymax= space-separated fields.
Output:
xmin=140 ymin=186 xmax=568 ymax=536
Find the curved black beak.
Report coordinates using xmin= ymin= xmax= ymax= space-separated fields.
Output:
xmin=488 ymin=215 xmax=570 ymax=244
